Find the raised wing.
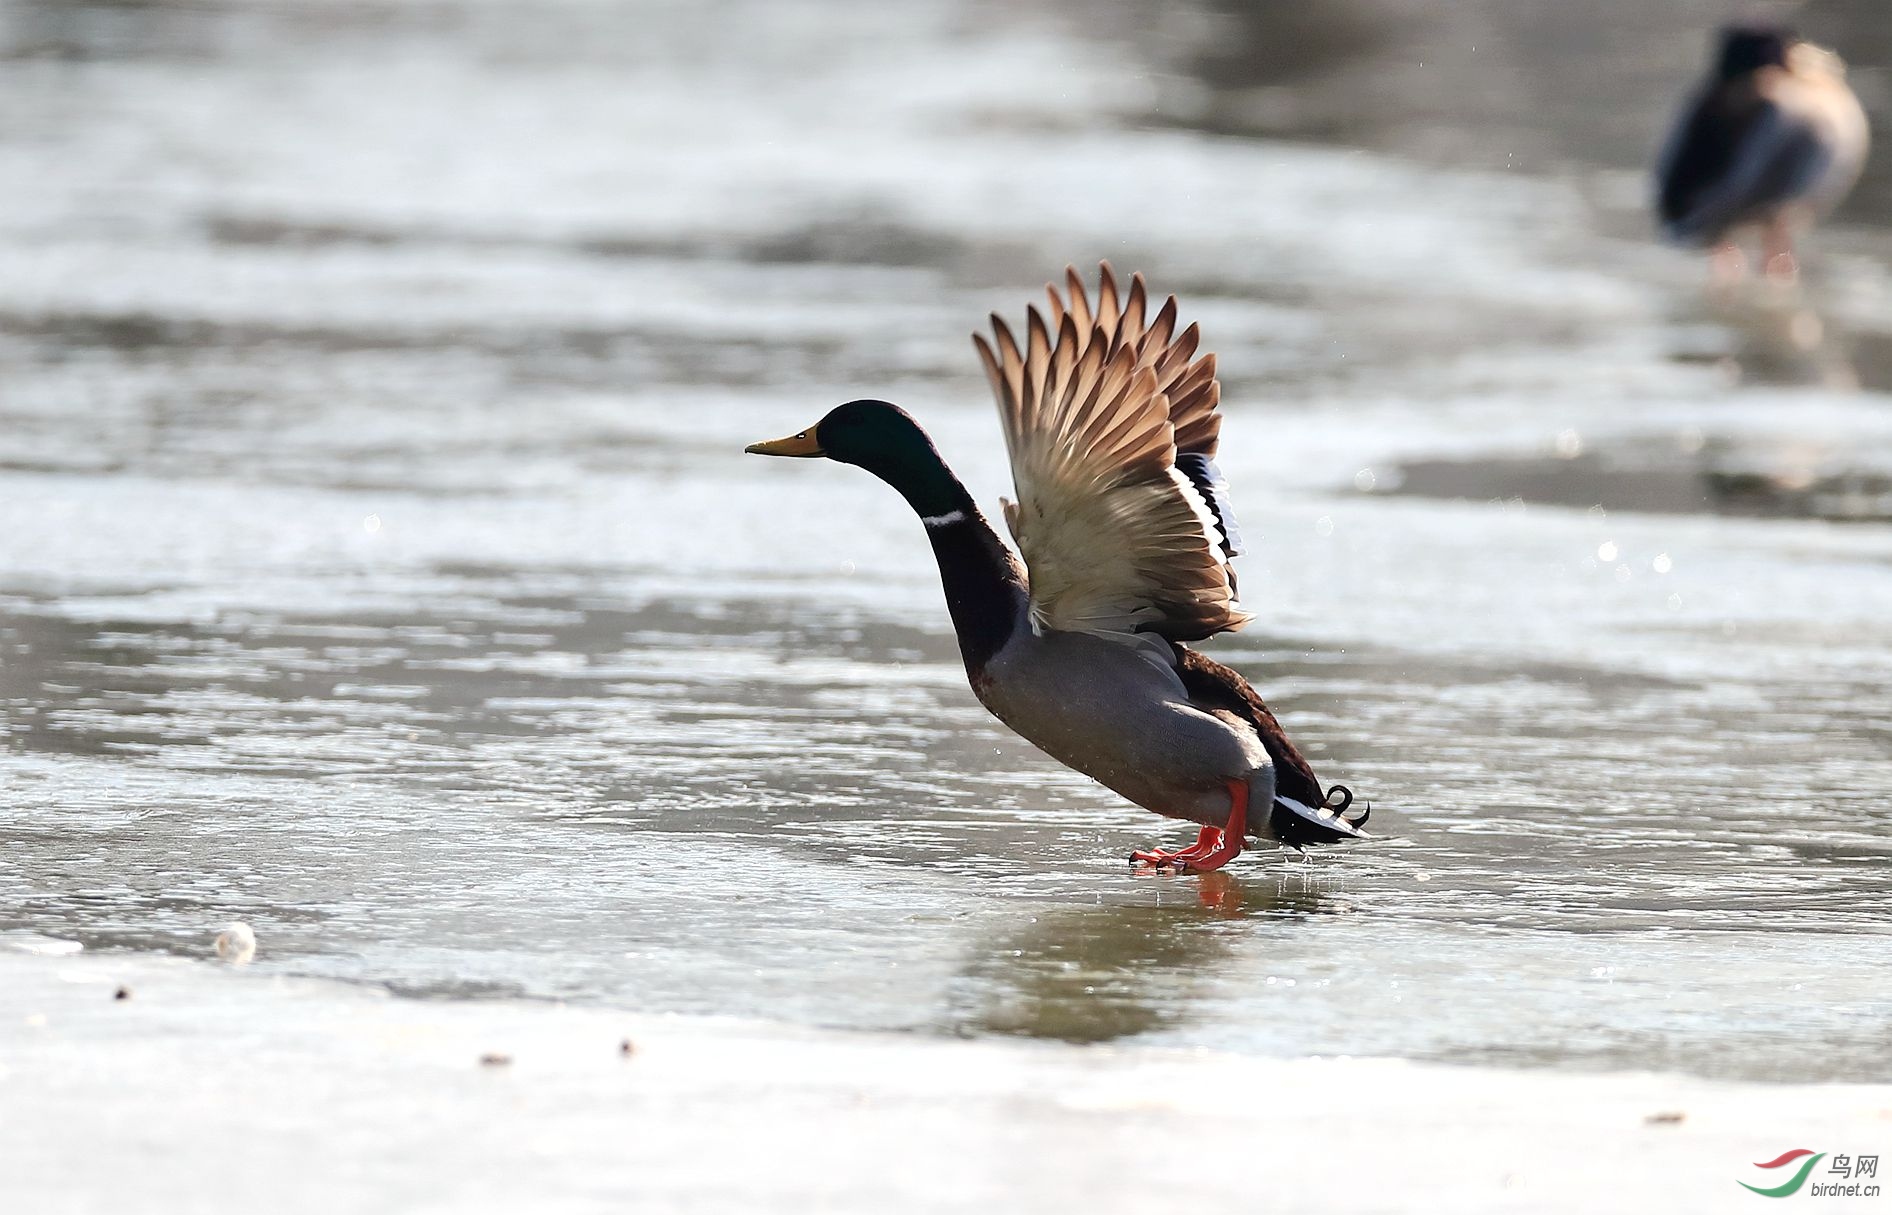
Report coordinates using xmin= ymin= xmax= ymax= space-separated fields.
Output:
xmin=972 ymin=263 xmax=1248 ymax=645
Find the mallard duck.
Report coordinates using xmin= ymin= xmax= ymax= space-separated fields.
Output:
xmin=1657 ymin=23 xmax=1869 ymax=279
xmin=746 ymin=265 xmax=1366 ymax=871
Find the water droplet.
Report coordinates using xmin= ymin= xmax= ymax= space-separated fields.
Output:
xmin=1314 ymin=516 xmax=1334 ymax=537
xmin=363 ymin=514 xmax=382 ymax=533
xmin=215 ymin=922 xmax=257 ymax=965
xmin=1353 ymin=468 xmax=1377 ymax=492
xmin=1554 ymin=429 xmax=1582 ymax=458
xmin=1596 ymin=541 xmax=1618 ymax=562
xmin=1652 ymin=553 xmax=1672 ymax=574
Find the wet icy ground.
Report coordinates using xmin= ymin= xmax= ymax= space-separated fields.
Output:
xmin=2 ymin=0 xmax=1889 ymax=1146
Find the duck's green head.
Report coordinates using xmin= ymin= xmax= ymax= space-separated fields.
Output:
xmin=745 ymin=399 xmax=965 ymax=516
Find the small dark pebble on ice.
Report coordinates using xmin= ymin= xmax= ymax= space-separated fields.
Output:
xmin=1645 ymin=1111 xmax=1685 ymax=1125
xmin=113 ymin=987 xmax=131 ymax=1001
xmin=480 ymin=1052 xmax=512 ymax=1067
xmin=619 ymin=1039 xmax=636 ymax=1058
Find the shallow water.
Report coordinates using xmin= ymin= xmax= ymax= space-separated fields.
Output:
xmin=2 ymin=0 xmax=1890 ymax=1084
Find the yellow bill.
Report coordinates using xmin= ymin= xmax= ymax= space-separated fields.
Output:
xmin=744 ymin=429 xmax=825 ymax=457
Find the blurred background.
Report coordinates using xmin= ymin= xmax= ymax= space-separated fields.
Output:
xmin=2 ymin=0 xmax=1889 ymax=1081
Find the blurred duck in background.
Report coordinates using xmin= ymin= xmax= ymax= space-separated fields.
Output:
xmin=1657 ymin=23 xmax=1868 ymax=282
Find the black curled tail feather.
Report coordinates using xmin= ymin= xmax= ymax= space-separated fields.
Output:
xmin=1322 ymin=783 xmax=1369 ymax=828
xmin=1270 ymin=783 xmax=1371 ymax=848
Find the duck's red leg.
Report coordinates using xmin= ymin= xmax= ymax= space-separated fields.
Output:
xmin=1129 ymin=779 xmax=1250 ymax=872
xmin=1762 ymin=217 xmax=1798 ymax=282
xmin=1709 ymin=241 xmax=1747 ymax=285
xmin=1176 ymin=779 xmax=1248 ymax=873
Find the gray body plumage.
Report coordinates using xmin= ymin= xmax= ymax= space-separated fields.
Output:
xmin=974 ymin=623 xmax=1274 ymax=833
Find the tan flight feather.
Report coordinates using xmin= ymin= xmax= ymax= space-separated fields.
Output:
xmin=973 ymin=262 xmax=1247 ymax=645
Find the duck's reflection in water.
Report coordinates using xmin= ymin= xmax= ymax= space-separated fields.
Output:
xmin=950 ymin=872 xmax=1334 ymax=1045
xmin=1706 ymin=282 xmax=1859 ymax=391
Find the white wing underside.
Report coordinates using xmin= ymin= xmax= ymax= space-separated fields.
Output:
xmin=973 ymin=264 xmax=1248 ymax=651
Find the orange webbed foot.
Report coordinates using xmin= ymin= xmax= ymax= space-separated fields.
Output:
xmin=1128 ymin=779 xmax=1250 ymax=873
